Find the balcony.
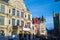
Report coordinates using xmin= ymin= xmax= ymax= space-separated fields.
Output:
xmin=12 ymin=26 xmax=18 ymax=30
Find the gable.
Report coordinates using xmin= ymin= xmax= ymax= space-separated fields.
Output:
xmin=9 ymin=0 xmax=22 ymax=9
xmin=9 ymin=0 xmax=27 ymax=11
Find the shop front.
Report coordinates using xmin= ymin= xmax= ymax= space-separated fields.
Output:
xmin=19 ymin=30 xmax=23 ymax=40
xmin=12 ymin=26 xmax=18 ymax=35
xmin=23 ymin=27 xmax=31 ymax=40
xmin=0 ymin=30 xmax=5 ymax=36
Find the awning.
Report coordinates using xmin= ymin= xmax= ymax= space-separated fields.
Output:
xmin=23 ymin=27 xmax=30 ymax=31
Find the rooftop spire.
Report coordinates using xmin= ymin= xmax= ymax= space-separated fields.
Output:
xmin=41 ymin=15 xmax=46 ymax=22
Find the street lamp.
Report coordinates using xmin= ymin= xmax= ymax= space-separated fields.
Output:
xmin=12 ymin=35 xmax=15 ymax=38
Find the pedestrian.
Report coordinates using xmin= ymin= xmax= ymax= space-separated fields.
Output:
xmin=20 ymin=37 xmax=24 ymax=40
xmin=9 ymin=39 xmax=13 ymax=40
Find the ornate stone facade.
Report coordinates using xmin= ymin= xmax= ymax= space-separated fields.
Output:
xmin=0 ymin=0 xmax=32 ymax=36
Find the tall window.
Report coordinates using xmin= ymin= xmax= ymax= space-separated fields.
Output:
xmin=21 ymin=21 xmax=24 ymax=27
xmin=25 ymin=15 xmax=26 ymax=18
xmin=41 ymin=28 xmax=45 ymax=33
xmin=9 ymin=9 xmax=11 ymax=13
xmin=0 ymin=5 xmax=5 ymax=13
xmin=28 ymin=14 xmax=30 ymax=20
xmin=12 ymin=9 xmax=15 ymax=15
xmin=41 ymin=30 xmax=44 ymax=33
xmin=0 ymin=5 xmax=1 ymax=12
xmin=17 ymin=11 xmax=20 ymax=17
xmin=12 ymin=19 xmax=15 ymax=26
xmin=27 ymin=22 xmax=31 ymax=28
xmin=21 ymin=12 xmax=24 ymax=18
xmin=17 ymin=20 xmax=20 ymax=26
xmin=0 ymin=16 xmax=4 ymax=25
xmin=9 ymin=20 xmax=10 ymax=24
xmin=32 ymin=26 xmax=34 ymax=30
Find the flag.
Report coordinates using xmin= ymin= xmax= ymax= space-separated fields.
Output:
xmin=55 ymin=0 xmax=60 ymax=2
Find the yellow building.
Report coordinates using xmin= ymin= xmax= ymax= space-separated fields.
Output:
xmin=0 ymin=0 xmax=32 ymax=36
xmin=40 ymin=16 xmax=47 ymax=36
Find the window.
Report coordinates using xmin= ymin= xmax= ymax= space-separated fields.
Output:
xmin=32 ymin=26 xmax=34 ymax=30
xmin=27 ymin=22 xmax=31 ymax=28
xmin=0 ymin=5 xmax=5 ymax=13
xmin=17 ymin=11 xmax=20 ymax=17
xmin=17 ymin=20 xmax=20 ymax=26
xmin=9 ymin=9 xmax=11 ymax=13
xmin=12 ymin=19 xmax=15 ymax=26
xmin=12 ymin=30 xmax=17 ymax=35
xmin=12 ymin=9 xmax=15 ymax=15
xmin=25 ymin=15 xmax=26 ymax=18
xmin=36 ymin=19 xmax=37 ymax=22
xmin=0 ymin=5 xmax=1 ymax=12
xmin=21 ymin=21 xmax=24 ymax=27
xmin=41 ymin=30 xmax=44 ymax=33
xmin=32 ymin=18 xmax=35 ymax=24
xmin=0 ymin=16 xmax=4 ymax=25
xmin=28 ymin=14 xmax=30 ymax=20
xmin=21 ymin=12 xmax=24 ymax=18
xmin=9 ymin=20 xmax=10 ymax=24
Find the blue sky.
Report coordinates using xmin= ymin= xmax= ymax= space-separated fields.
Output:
xmin=24 ymin=0 xmax=60 ymax=30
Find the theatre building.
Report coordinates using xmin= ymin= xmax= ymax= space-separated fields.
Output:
xmin=0 ymin=0 xmax=32 ymax=37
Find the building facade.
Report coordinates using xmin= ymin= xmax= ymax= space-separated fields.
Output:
xmin=32 ymin=16 xmax=46 ymax=36
xmin=0 ymin=0 xmax=32 ymax=36
xmin=32 ymin=23 xmax=36 ymax=35
xmin=53 ymin=13 xmax=60 ymax=37
xmin=32 ymin=18 xmax=40 ymax=36
xmin=40 ymin=16 xmax=46 ymax=36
